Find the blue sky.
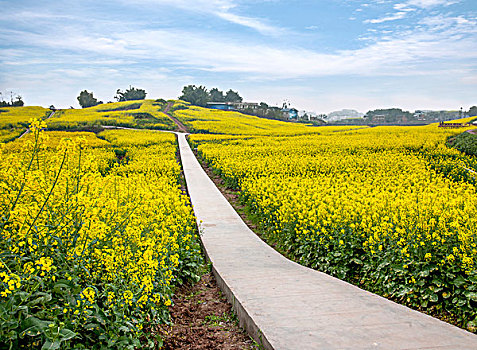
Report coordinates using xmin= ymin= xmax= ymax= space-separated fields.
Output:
xmin=0 ymin=0 xmax=476 ymax=113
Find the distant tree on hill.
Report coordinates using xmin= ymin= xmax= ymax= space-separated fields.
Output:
xmin=179 ymin=85 xmax=209 ymax=107
xmin=209 ymin=88 xmax=225 ymax=102
xmin=468 ymin=106 xmax=477 ymax=117
xmin=0 ymin=91 xmax=24 ymax=107
xmin=179 ymin=85 xmax=244 ymax=106
xmin=364 ymin=108 xmax=413 ymax=123
xmin=224 ymin=89 xmax=243 ymax=103
xmin=115 ymin=86 xmax=147 ymax=101
xmin=11 ymin=96 xmax=24 ymax=107
xmin=77 ymin=90 xmax=102 ymax=108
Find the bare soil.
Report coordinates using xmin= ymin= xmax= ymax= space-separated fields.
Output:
xmin=158 ymin=271 xmax=257 ymax=350
xmin=164 ymin=102 xmax=188 ymax=133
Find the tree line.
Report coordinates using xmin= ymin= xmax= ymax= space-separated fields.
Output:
xmin=77 ymin=86 xmax=147 ymax=108
xmin=0 ymin=91 xmax=24 ymax=107
xmin=179 ymin=85 xmax=243 ymax=107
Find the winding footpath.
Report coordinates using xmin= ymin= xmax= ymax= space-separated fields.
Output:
xmin=18 ymin=110 xmax=56 ymax=139
xmin=176 ymin=132 xmax=477 ymax=350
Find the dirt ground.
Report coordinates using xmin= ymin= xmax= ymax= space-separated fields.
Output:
xmin=159 ymin=271 xmax=257 ymax=350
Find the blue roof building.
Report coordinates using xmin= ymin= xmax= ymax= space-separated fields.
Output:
xmin=206 ymin=102 xmax=236 ymax=110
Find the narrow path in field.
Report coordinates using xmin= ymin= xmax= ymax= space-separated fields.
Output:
xmin=164 ymin=102 xmax=188 ymax=133
xmin=18 ymin=110 xmax=55 ymax=139
xmin=177 ymin=133 xmax=477 ymax=350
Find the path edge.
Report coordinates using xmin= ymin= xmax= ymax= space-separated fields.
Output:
xmin=201 ymin=244 xmax=274 ymax=350
xmin=176 ymin=133 xmax=274 ymax=349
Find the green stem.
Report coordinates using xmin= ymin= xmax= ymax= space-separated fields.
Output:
xmin=25 ymin=150 xmax=67 ymax=238
xmin=0 ymin=129 xmax=41 ymax=236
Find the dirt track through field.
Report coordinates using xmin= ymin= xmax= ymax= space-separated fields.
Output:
xmin=164 ymin=102 xmax=188 ymax=133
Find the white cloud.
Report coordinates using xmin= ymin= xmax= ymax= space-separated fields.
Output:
xmin=365 ymin=0 xmax=459 ymax=24
xmin=123 ymin=0 xmax=285 ymax=36
xmin=404 ymin=0 xmax=459 ymax=8
xmin=214 ymin=11 xmax=285 ymax=36
xmin=364 ymin=12 xmax=407 ymax=23
xmin=2 ymin=10 xmax=476 ymax=81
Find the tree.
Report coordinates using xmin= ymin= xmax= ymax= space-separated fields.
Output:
xmin=179 ymin=85 xmax=209 ymax=106
xmin=224 ymin=89 xmax=242 ymax=103
xmin=259 ymin=102 xmax=269 ymax=109
xmin=209 ymin=88 xmax=225 ymax=102
xmin=468 ymin=106 xmax=477 ymax=117
xmin=0 ymin=91 xmax=24 ymax=107
xmin=77 ymin=90 xmax=102 ymax=108
xmin=115 ymin=86 xmax=147 ymax=101
xmin=11 ymin=95 xmax=24 ymax=107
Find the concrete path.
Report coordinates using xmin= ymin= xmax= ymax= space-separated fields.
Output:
xmin=18 ymin=110 xmax=55 ymax=139
xmin=177 ymin=133 xmax=477 ymax=350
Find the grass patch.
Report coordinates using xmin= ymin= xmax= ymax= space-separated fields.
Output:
xmin=97 ymin=102 xmax=142 ymax=112
xmin=447 ymin=131 xmax=477 ymax=156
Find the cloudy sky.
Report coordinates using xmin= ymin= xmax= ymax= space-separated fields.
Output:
xmin=0 ymin=0 xmax=476 ymax=113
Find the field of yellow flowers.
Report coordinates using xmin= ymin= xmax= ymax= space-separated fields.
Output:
xmin=190 ymin=122 xmax=477 ymax=331
xmin=0 ymin=121 xmax=202 ymax=348
xmin=173 ymin=103 xmax=361 ymax=136
xmin=0 ymin=106 xmax=52 ymax=143
xmin=48 ymin=100 xmax=175 ymax=131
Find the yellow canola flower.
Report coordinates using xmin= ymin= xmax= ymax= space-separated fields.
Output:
xmin=191 ymin=124 xmax=477 ymax=276
xmin=0 ymin=125 xmax=199 ymax=329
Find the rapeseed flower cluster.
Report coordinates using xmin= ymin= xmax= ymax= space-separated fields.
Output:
xmin=0 ymin=122 xmax=201 ymax=348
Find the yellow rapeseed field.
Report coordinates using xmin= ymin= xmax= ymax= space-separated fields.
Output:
xmin=0 ymin=106 xmax=51 ymax=128
xmin=190 ymin=120 xmax=477 ymax=330
xmin=48 ymin=100 xmax=175 ymax=131
xmin=0 ymin=120 xmax=201 ymax=348
xmin=173 ymin=104 xmax=365 ymax=135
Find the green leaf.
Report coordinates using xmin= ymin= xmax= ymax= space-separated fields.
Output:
xmin=28 ymin=292 xmax=52 ymax=306
xmin=467 ymin=292 xmax=477 ymax=301
xmin=41 ymin=339 xmax=61 ymax=350
xmin=23 ymin=316 xmax=50 ymax=332
xmin=59 ymin=328 xmax=76 ymax=341
xmin=419 ymin=269 xmax=429 ymax=277
xmin=453 ymin=276 xmax=466 ymax=288
xmin=431 ymin=278 xmax=442 ymax=287
xmin=429 ymin=294 xmax=439 ymax=303
xmin=17 ymin=291 xmax=30 ymax=302
xmin=85 ymin=323 xmax=99 ymax=330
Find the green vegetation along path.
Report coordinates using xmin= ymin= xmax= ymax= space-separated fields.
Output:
xmin=177 ymin=132 xmax=477 ymax=350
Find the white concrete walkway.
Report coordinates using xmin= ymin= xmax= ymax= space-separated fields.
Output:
xmin=177 ymin=133 xmax=477 ymax=350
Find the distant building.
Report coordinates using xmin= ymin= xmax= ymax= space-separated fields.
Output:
xmin=206 ymin=102 xmax=236 ymax=110
xmin=282 ymin=108 xmax=298 ymax=119
xmin=207 ymin=101 xmax=260 ymax=111
xmin=372 ymin=115 xmax=385 ymax=122
xmin=413 ymin=110 xmax=428 ymax=121
xmin=234 ymin=102 xmax=259 ymax=110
